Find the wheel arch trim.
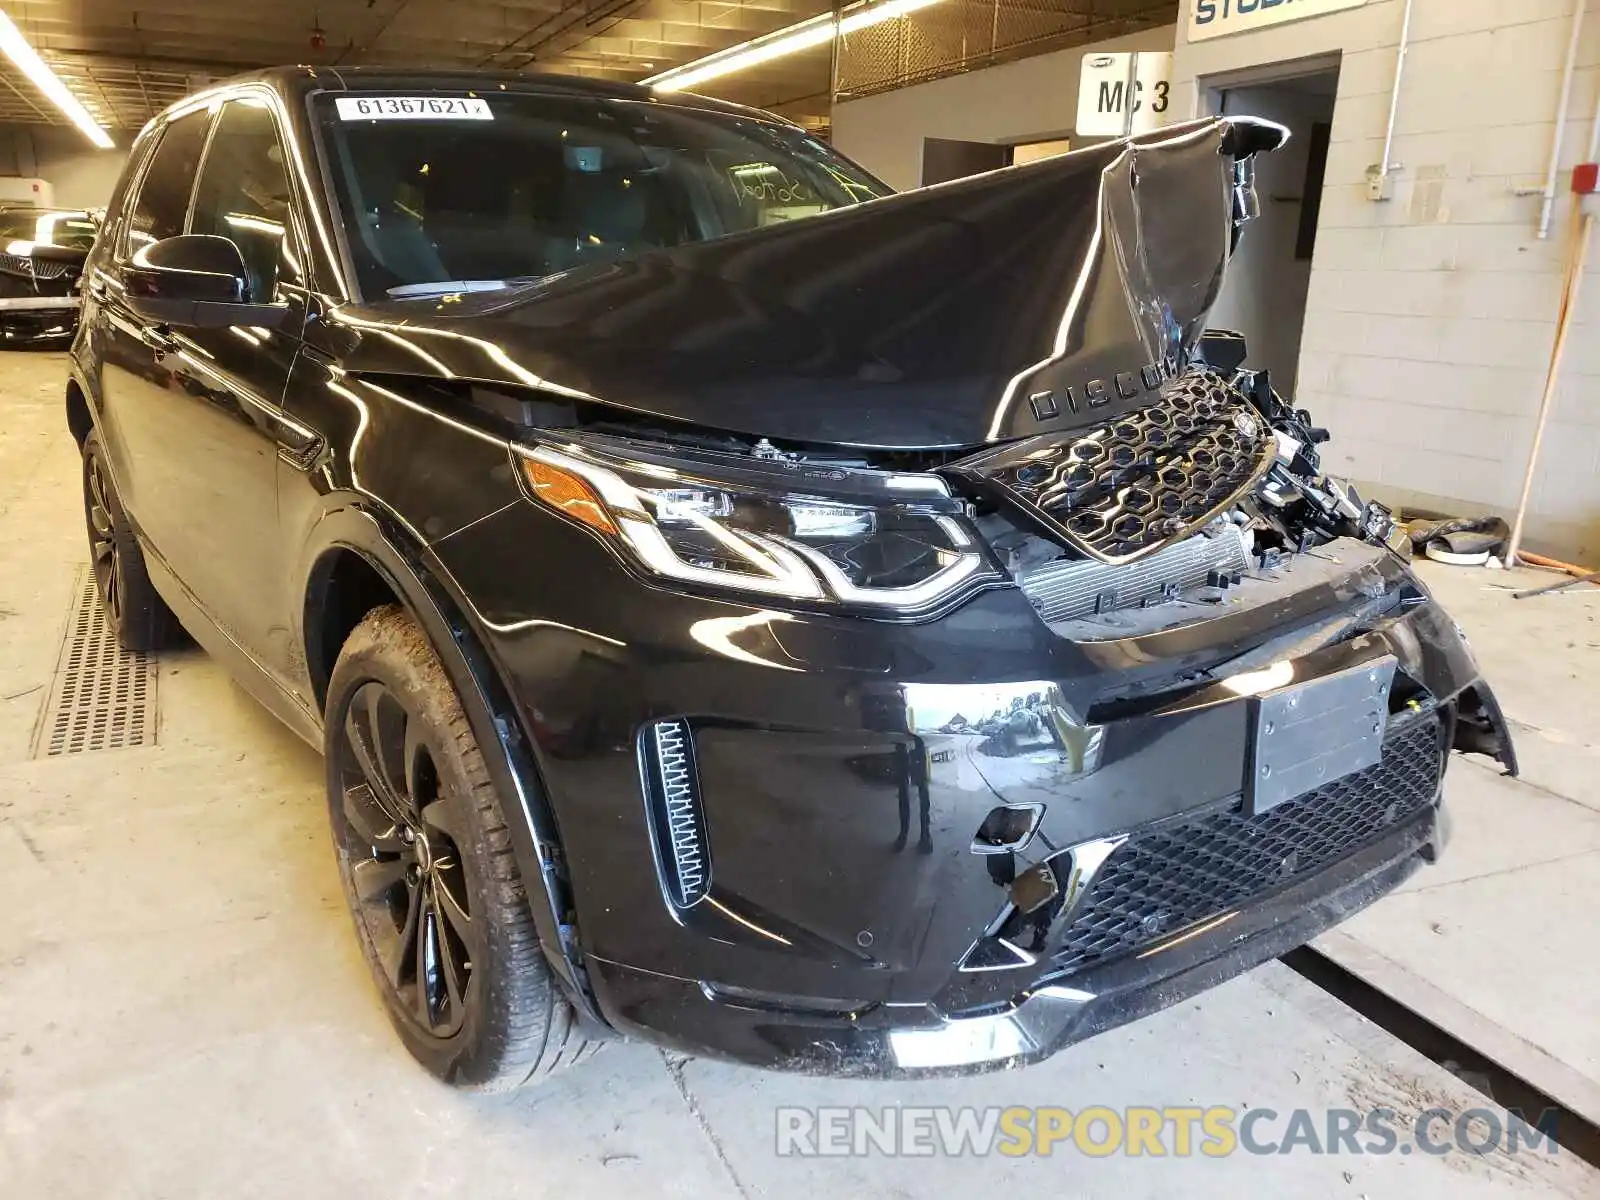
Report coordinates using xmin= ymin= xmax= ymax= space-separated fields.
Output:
xmin=296 ymin=500 xmax=606 ymax=1027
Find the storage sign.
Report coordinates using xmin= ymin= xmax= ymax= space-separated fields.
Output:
xmin=1190 ymin=0 xmax=1369 ymax=42
xmin=1076 ymin=52 xmax=1173 ymax=139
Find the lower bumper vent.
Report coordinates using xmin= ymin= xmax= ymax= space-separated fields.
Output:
xmin=1050 ymin=709 xmax=1444 ymax=975
xmin=640 ymin=718 xmax=711 ymax=909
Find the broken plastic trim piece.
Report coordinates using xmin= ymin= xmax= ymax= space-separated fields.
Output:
xmin=1450 ymin=683 xmax=1519 ymax=776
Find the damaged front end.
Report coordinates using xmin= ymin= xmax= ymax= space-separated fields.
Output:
xmin=382 ymin=112 xmax=1517 ymax=1075
xmin=477 ymin=357 xmax=1517 ymax=1071
xmin=941 ymin=326 xmax=1517 ymax=777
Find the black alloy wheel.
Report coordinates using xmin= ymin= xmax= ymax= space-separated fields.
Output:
xmin=79 ymin=429 xmax=174 ymax=652
xmin=324 ymin=605 xmax=596 ymax=1089
xmin=85 ymin=447 xmax=124 ymax=629
xmin=333 ymin=679 xmax=480 ymax=1038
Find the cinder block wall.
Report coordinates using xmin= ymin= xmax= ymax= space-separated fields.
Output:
xmin=833 ymin=26 xmax=1177 ymax=191
xmin=0 ymin=124 xmax=128 ymax=209
xmin=1170 ymin=0 xmax=1600 ymax=561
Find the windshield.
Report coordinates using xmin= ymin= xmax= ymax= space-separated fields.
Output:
xmin=312 ymin=91 xmax=889 ymax=298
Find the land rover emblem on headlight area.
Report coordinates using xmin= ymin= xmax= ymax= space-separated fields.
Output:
xmin=1235 ymin=409 xmax=1260 ymax=439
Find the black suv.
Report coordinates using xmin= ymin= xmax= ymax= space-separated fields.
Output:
xmin=67 ymin=68 xmax=1514 ymax=1088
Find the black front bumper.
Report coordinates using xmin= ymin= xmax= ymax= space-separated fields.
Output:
xmin=435 ymin=505 xmax=1508 ymax=1075
xmin=0 ymin=300 xmax=80 ymax=345
xmin=589 ymin=808 xmax=1437 ymax=1076
xmin=0 ymin=268 xmax=81 ymax=345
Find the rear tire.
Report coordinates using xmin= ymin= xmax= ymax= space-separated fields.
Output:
xmin=81 ymin=429 xmax=175 ymax=653
xmin=324 ymin=604 xmax=596 ymax=1090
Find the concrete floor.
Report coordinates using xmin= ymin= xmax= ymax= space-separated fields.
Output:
xmin=1319 ymin=559 xmax=1600 ymax=1127
xmin=1 ymin=350 xmax=1595 ymax=1198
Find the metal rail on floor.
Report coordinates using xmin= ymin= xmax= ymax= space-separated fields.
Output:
xmin=1281 ymin=947 xmax=1600 ymax=1167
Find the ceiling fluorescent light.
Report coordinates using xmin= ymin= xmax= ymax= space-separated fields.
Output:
xmin=643 ymin=0 xmax=948 ymax=93
xmin=0 ymin=10 xmax=113 ymax=148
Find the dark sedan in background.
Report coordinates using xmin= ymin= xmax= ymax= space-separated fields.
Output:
xmin=0 ymin=206 xmax=98 ymax=345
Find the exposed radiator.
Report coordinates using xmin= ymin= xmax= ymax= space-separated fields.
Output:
xmin=1016 ymin=524 xmax=1252 ymax=624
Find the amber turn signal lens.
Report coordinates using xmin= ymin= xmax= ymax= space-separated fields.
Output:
xmin=522 ymin=458 xmax=617 ymax=534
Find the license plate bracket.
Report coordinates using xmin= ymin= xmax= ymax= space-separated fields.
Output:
xmin=1245 ymin=655 xmax=1398 ymax=816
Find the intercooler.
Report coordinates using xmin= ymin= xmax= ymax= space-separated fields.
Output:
xmin=1015 ymin=525 xmax=1253 ymax=624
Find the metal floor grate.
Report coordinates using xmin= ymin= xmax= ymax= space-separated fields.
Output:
xmin=33 ymin=572 xmax=157 ymax=757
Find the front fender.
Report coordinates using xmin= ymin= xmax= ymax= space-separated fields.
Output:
xmin=292 ymin=501 xmax=607 ymax=1027
xmin=1384 ymin=598 xmax=1517 ymax=775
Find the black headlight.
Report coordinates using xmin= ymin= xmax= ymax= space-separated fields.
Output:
xmin=515 ymin=431 xmax=1001 ymax=617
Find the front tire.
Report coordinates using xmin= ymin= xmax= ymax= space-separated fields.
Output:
xmin=80 ymin=429 xmax=174 ymax=652
xmin=324 ymin=605 xmax=596 ymax=1089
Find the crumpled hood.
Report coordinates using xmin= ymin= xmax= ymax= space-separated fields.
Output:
xmin=330 ymin=116 xmax=1286 ymax=450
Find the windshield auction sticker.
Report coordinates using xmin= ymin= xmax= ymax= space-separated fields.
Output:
xmin=334 ymin=96 xmax=493 ymax=121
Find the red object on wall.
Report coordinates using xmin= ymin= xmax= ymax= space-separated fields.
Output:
xmin=1573 ymin=163 xmax=1599 ymax=195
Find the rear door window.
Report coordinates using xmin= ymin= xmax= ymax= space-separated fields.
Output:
xmin=123 ymin=108 xmax=212 ymax=259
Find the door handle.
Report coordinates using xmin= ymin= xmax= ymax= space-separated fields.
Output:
xmin=139 ymin=325 xmax=178 ymax=356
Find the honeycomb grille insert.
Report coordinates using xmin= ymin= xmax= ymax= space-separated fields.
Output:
xmin=1049 ymin=711 xmax=1443 ymax=976
xmin=958 ymin=371 xmax=1274 ymax=564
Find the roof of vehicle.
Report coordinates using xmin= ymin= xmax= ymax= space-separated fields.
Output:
xmin=161 ymin=65 xmax=795 ymax=130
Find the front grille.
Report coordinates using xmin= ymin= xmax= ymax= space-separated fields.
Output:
xmin=1050 ymin=711 xmax=1443 ymax=975
xmin=952 ymin=371 xmax=1275 ymax=565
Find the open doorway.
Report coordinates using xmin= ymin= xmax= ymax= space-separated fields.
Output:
xmin=1010 ymin=137 xmax=1072 ymax=166
xmin=1205 ymin=64 xmax=1339 ymax=399
xmin=919 ymin=136 xmax=1073 ymax=186
xmin=921 ymin=138 xmax=1008 ymax=186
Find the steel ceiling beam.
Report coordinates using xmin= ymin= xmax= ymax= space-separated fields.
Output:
xmin=0 ymin=0 xmax=1164 ymax=132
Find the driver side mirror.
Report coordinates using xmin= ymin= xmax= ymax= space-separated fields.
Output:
xmin=121 ymin=234 xmax=291 ymax=329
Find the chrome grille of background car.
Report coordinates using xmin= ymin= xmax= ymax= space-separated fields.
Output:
xmin=0 ymin=253 xmax=72 ymax=280
xmin=1048 ymin=708 xmax=1443 ymax=976
xmin=955 ymin=371 xmax=1275 ymax=565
